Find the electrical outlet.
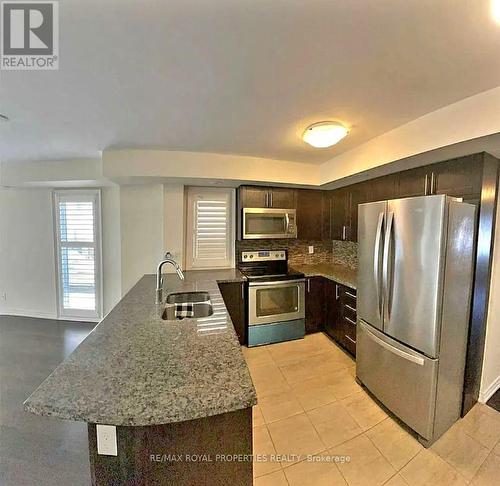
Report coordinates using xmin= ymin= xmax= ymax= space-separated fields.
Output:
xmin=96 ymin=424 xmax=117 ymax=456
xmin=308 ymin=246 xmax=314 ymax=254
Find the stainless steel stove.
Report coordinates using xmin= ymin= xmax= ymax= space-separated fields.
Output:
xmin=238 ymin=250 xmax=305 ymax=347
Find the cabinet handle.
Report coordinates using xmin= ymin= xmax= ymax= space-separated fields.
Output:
xmin=345 ymin=291 xmax=357 ymax=299
xmin=342 ymin=225 xmax=347 ymax=240
xmin=424 ymin=174 xmax=429 ymax=196
xmin=345 ymin=335 xmax=356 ymax=345
xmin=344 ymin=316 xmax=357 ymax=326
xmin=431 ymin=172 xmax=436 ymax=195
xmin=335 ymin=285 xmax=340 ymax=300
xmin=345 ymin=304 xmax=357 ymax=313
xmin=307 ymin=278 xmax=311 ymax=293
xmin=241 ymin=283 xmax=245 ymax=300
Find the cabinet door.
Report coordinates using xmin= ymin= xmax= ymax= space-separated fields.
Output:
xmin=218 ymin=282 xmax=246 ymax=345
xmin=396 ymin=166 xmax=429 ymax=198
xmin=348 ymin=182 xmax=369 ymax=242
xmin=330 ymin=188 xmax=349 ymax=240
xmin=367 ymin=174 xmax=398 ymax=203
xmin=305 ymin=277 xmax=325 ymax=334
xmin=431 ymin=155 xmax=482 ymax=199
xmin=321 ymin=191 xmax=332 ymax=240
xmin=270 ymin=187 xmax=296 ymax=209
xmin=297 ymin=190 xmax=324 ymax=240
xmin=239 ymin=186 xmax=269 ymax=208
xmin=324 ymin=280 xmax=340 ymax=341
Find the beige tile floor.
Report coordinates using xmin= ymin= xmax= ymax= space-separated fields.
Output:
xmin=243 ymin=332 xmax=500 ymax=486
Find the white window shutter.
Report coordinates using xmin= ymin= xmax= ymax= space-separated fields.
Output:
xmin=54 ymin=190 xmax=102 ymax=320
xmin=186 ymin=187 xmax=235 ymax=269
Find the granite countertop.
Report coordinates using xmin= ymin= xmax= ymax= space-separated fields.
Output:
xmin=291 ymin=262 xmax=358 ymax=290
xmin=24 ymin=269 xmax=257 ymax=427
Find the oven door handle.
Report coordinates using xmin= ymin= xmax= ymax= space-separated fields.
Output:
xmin=248 ymin=278 xmax=306 ymax=288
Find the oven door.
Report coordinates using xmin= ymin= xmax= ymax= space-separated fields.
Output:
xmin=242 ymin=208 xmax=297 ymax=239
xmin=248 ymin=279 xmax=305 ymax=326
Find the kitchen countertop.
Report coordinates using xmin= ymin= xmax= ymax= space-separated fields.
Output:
xmin=24 ymin=269 xmax=256 ymax=427
xmin=291 ymin=262 xmax=358 ymax=290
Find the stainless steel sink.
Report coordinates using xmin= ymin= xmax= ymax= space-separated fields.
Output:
xmin=162 ymin=302 xmax=213 ymax=320
xmin=165 ymin=291 xmax=210 ymax=304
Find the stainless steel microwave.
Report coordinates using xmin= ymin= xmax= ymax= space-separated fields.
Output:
xmin=242 ymin=208 xmax=297 ymax=239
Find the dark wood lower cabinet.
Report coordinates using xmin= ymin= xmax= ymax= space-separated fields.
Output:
xmin=218 ymin=281 xmax=246 ymax=345
xmin=305 ymin=277 xmax=325 ymax=334
xmin=338 ymin=287 xmax=357 ymax=356
xmin=319 ymin=279 xmax=357 ymax=356
xmin=88 ymin=408 xmax=253 ymax=486
xmin=324 ymin=279 xmax=340 ymax=342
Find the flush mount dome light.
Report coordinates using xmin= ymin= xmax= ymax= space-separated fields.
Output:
xmin=302 ymin=121 xmax=349 ymax=148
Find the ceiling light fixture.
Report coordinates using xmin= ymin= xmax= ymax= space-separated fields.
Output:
xmin=0 ymin=114 xmax=8 ymax=122
xmin=493 ymin=0 xmax=500 ymax=22
xmin=302 ymin=121 xmax=349 ymax=148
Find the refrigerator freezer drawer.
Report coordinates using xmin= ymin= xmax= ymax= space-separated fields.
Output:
xmin=356 ymin=321 xmax=438 ymax=440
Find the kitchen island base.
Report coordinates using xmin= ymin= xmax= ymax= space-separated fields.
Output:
xmin=88 ymin=408 xmax=253 ymax=486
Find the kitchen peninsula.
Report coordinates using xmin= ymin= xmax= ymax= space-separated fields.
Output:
xmin=24 ymin=271 xmax=257 ymax=486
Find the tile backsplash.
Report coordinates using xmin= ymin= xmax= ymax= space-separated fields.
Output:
xmin=332 ymin=240 xmax=358 ymax=268
xmin=236 ymin=239 xmax=358 ymax=268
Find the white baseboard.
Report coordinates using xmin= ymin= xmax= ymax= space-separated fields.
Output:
xmin=0 ymin=309 xmax=99 ymax=323
xmin=0 ymin=308 xmax=57 ymax=320
xmin=479 ymin=375 xmax=500 ymax=403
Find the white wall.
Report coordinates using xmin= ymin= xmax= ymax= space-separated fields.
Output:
xmin=119 ymin=185 xmax=165 ymax=295
xmin=163 ymin=184 xmax=185 ymax=270
xmin=480 ymin=186 xmax=500 ymax=402
xmin=0 ymin=187 xmax=58 ymax=318
xmin=101 ymin=186 xmax=122 ymax=315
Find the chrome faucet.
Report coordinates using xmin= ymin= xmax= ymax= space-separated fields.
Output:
xmin=156 ymin=252 xmax=185 ymax=304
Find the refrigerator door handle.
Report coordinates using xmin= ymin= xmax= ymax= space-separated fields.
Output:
xmin=362 ymin=323 xmax=425 ymax=366
xmin=382 ymin=211 xmax=394 ymax=322
xmin=373 ymin=212 xmax=385 ymax=318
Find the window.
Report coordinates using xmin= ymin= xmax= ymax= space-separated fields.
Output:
xmin=54 ymin=190 xmax=102 ymax=320
xmin=185 ymin=187 xmax=235 ymax=269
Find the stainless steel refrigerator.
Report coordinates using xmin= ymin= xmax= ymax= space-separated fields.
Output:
xmin=356 ymin=195 xmax=476 ymax=446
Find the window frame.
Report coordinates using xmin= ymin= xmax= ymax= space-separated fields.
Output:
xmin=185 ymin=187 xmax=236 ymax=270
xmin=53 ymin=189 xmax=103 ymax=321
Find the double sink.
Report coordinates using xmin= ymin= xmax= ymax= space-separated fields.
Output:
xmin=162 ymin=291 xmax=214 ymax=320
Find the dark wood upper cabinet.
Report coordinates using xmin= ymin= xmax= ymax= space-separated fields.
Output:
xmin=270 ymin=187 xmax=296 ymax=208
xmin=238 ymin=185 xmax=296 ymax=209
xmin=430 ymin=155 xmax=483 ymax=200
xmin=396 ymin=166 xmax=429 ymax=198
xmin=367 ymin=174 xmax=398 ymax=203
xmin=238 ymin=186 xmax=269 ymax=208
xmin=297 ymin=189 xmax=325 ymax=240
xmin=348 ymin=182 xmax=369 ymax=243
xmin=330 ymin=187 xmax=349 ymax=241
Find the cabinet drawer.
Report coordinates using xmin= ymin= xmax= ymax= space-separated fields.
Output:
xmin=340 ymin=288 xmax=357 ymax=306
xmin=343 ymin=303 xmax=357 ymax=321
xmin=343 ymin=332 xmax=357 ymax=355
xmin=343 ymin=315 xmax=357 ymax=341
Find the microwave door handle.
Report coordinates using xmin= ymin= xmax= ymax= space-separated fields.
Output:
xmin=285 ymin=213 xmax=290 ymax=233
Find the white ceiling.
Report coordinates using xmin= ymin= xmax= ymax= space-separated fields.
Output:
xmin=1 ymin=0 xmax=500 ymax=164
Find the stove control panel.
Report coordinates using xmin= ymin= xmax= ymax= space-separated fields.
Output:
xmin=241 ymin=250 xmax=287 ymax=262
